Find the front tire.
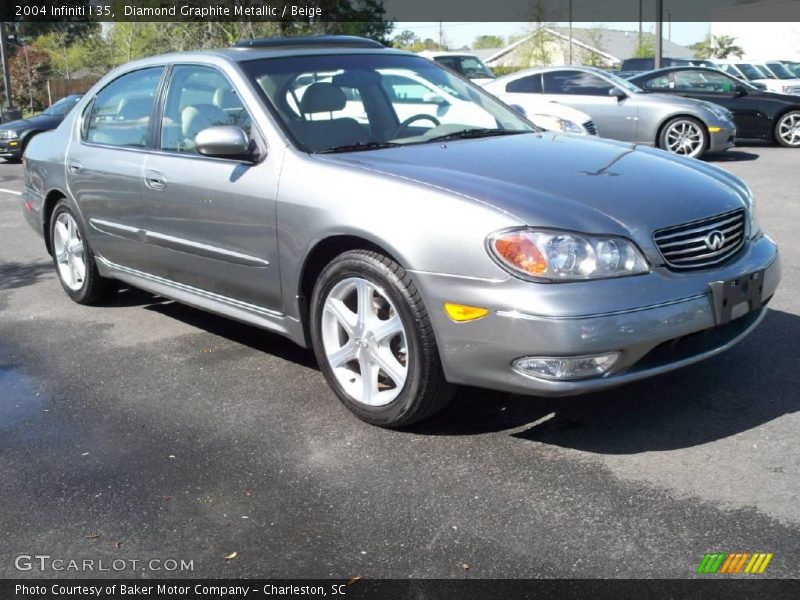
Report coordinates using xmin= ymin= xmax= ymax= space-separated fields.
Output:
xmin=310 ymin=250 xmax=453 ymax=427
xmin=658 ymin=117 xmax=708 ymax=158
xmin=49 ymin=200 xmax=118 ymax=304
xmin=774 ymin=111 xmax=800 ymax=147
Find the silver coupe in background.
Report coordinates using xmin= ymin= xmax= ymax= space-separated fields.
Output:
xmin=483 ymin=65 xmax=737 ymax=158
xmin=21 ymin=37 xmax=779 ymax=427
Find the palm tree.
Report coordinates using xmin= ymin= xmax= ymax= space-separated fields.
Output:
xmin=691 ymin=34 xmax=744 ymax=60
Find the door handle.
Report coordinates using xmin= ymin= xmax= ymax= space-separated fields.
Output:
xmin=144 ymin=170 xmax=167 ymax=190
xmin=67 ymin=160 xmax=83 ymax=174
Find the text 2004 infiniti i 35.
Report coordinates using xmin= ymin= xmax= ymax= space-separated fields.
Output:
xmin=21 ymin=36 xmax=780 ymax=427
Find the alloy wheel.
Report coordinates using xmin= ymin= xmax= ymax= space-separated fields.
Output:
xmin=664 ymin=120 xmax=705 ymax=157
xmin=52 ymin=212 xmax=86 ymax=291
xmin=777 ymin=112 xmax=800 ymax=146
xmin=320 ymin=277 xmax=408 ymax=407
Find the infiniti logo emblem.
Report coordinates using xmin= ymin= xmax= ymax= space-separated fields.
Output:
xmin=704 ymin=230 xmax=725 ymax=251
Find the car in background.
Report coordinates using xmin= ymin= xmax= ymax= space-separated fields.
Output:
xmin=512 ymin=100 xmax=597 ymax=136
xmin=617 ymin=57 xmax=715 ymax=78
xmin=714 ymin=61 xmax=800 ymax=94
xmin=758 ymin=61 xmax=800 ymax=95
xmin=0 ymin=94 xmax=82 ymax=162
xmin=417 ymin=51 xmax=496 ymax=84
xmin=773 ymin=60 xmax=800 ymax=77
xmin=484 ymin=66 xmax=736 ymax=158
xmin=628 ymin=66 xmax=800 ymax=148
xmin=20 ymin=36 xmax=779 ymax=427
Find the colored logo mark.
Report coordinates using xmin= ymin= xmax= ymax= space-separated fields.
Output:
xmin=696 ymin=552 xmax=773 ymax=574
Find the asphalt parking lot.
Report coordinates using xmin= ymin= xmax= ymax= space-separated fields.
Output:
xmin=0 ymin=144 xmax=798 ymax=580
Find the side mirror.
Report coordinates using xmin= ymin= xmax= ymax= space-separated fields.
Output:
xmin=608 ymin=87 xmax=627 ymax=100
xmin=734 ymin=84 xmax=749 ymax=96
xmin=195 ymin=126 xmax=253 ymax=159
xmin=422 ymin=92 xmax=448 ymax=105
xmin=509 ymin=104 xmax=526 ymax=116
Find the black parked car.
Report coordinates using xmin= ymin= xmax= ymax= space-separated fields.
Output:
xmin=628 ymin=67 xmax=800 ymax=148
xmin=0 ymin=95 xmax=82 ymax=162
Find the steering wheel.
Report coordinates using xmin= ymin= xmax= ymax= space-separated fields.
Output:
xmin=394 ymin=114 xmax=441 ymax=137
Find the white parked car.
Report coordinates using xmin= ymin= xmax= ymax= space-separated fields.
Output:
xmin=417 ymin=51 xmax=497 ymax=85
xmin=483 ymin=88 xmax=597 ymax=135
xmin=714 ymin=61 xmax=800 ymax=95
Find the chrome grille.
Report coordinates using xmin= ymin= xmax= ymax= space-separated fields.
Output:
xmin=583 ymin=120 xmax=597 ymax=135
xmin=653 ymin=209 xmax=746 ymax=269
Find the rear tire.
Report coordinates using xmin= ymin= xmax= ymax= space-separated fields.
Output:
xmin=658 ymin=116 xmax=708 ymax=158
xmin=774 ymin=111 xmax=800 ymax=148
xmin=49 ymin=200 xmax=118 ymax=304
xmin=310 ymin=250 xmax=453 ymax=427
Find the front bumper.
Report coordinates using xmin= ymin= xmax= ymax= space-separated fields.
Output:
xmin=708 ymin=121 xmax=737 ymax=152
xmin=0 ymin=139 xmax=22 ymax=157
xmin=412 ymin=235 xmax=780 ymax=397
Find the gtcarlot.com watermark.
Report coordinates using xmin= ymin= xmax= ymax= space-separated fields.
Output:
xmin=14 ymin=554 xmax=194 ymax=573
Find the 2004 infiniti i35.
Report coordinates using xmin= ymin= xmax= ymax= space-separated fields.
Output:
xmin=21 ymin=36 xmax=780 ymax=427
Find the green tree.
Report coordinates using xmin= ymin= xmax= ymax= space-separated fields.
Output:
xmin=473 ymin=35 xmax=504 ymax=49
xmin=691 ymin=34 xmax=744 ymax=59
xmin=579 ymin=26 xmax=608 ymax=66
xmin=633 ymin=33 xmax=655 ymax=58
xmin=392 ymin=30 xmax=420 ymax=49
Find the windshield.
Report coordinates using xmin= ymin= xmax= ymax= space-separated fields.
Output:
xmin=434 ymin=55 xmax=496 ymax=80
xmin=42 ymin=95 xmax=80 ymax=116
xmin=736 ymin=63 xmax=772 ymax=80
xmin=765 ymin=62 xmax=797 ymax=79
xmin=241 ymin=53 xmax=532 ymax=153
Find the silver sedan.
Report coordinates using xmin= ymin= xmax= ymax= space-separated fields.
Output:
xmin=21 ymin=37 xmax=779 ymax=427
xmin=484 ymin=66 xmax=737 ymax=158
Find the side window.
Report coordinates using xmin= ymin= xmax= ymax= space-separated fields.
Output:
xmin=506 ymin=74 xmax=542 ymax=93
xmin=642 ymin=74 xmax=672 ymax=90
xmin=160 ymin=65 xmax=252 ymax=153
xmin=673 ymin=71 xmax=735 ymax=93
xmin=543 ymin=70 xmax=612 ymax=95
xmin=84 ymin=67 xmax=164 ymax=147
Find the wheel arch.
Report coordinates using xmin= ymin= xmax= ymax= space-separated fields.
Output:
xmin=41 ymin=188 xmax=69 ymax=255
xmin=771 ymin=107 xmax=800 ymax=142
xmin=297 ymin=234 xmax=403 ymax=344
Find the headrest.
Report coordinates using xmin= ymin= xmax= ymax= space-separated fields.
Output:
xmin=118 ymin=96 xmax=153 ymax=120
xmin=213 ymin=88 xmax=240 ymax=110
xmin=300 ymin=82 xmax=346 ymax=114
xmin=181 ymin=104 xmax=229 ymax=138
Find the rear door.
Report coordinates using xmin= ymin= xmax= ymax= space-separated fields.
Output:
xmin=541 ymin=70 xmax=638 ymax=140
xmin=140 ymin=64 xmax=282 ymax=310
xmin=66 ymin=66 xmax=165 ymax=272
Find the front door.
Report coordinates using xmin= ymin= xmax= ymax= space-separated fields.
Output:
xmin=140 ymin=64 xmax=282 ymax=311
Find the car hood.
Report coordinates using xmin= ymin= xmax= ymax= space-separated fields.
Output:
xmin=0 ymin=113 xmax=61 ymax=131
xmin=635 ymin=91 xmax=716 ymax=111
xmin=321 ymin=133 xmax=749 ymax=255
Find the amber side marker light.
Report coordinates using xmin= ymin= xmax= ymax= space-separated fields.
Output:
xmin=444 ymin=303 xmax=489 ymax=322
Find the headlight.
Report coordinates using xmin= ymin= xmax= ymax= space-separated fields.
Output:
xmin=0 ymin=130 xmax=19 ymax=139
xmin=746 ymin=189 xmax=761 ymax=239
xmin=488 ymin=229 xmax=650 ymax=282
xmin=530 ymin=114 xmax=585 ymax=135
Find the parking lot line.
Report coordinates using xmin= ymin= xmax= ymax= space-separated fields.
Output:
xmin=0 ymin=187 xmax=21 ymax=196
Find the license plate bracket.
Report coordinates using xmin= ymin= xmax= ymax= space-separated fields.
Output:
xmin=708 ymin=270 xmax=764 ymax=326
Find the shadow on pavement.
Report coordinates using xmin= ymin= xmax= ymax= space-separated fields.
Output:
xmin=410 ymin=309 xmax=800 ymax=453
xmin=0 ymin=261 xmax=53 ymax=291
xmin=703 ymin=150 xmax=760 ymax=163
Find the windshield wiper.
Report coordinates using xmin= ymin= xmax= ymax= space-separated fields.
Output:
xmin=317 ymin=141 xmax=402 ymax=154
xmin=424 ymin=128 xmax=528 ymax=143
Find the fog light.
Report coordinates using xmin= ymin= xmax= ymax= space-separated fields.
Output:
xmin=512 ymin=352 xmax=620 ymax=381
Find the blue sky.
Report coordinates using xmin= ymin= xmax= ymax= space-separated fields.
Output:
xmin=394 ymin=22 xmax=712 ymax=49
